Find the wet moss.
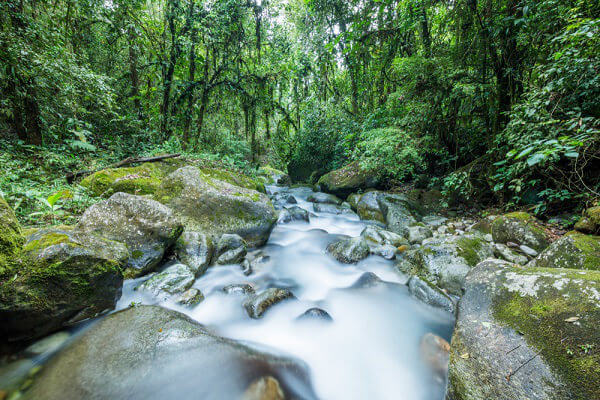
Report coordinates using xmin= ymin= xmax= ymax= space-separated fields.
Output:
xmin=81 ymin=163 xmax=165 ymax=197
xmin=22 ymin=232 xmax=73 ymax=253
xmin=456 ymin=236 xmax=485 ymax=267
xmin=492 ymin=267 xmax=600 ymax=400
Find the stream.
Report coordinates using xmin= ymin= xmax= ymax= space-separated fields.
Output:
xmin=117 ymin=185 xmax=455 ymax=400
xmin=1 ymin=184 xmax=455 ymax=400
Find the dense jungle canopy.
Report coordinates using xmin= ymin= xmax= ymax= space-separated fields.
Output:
xmin=1 ymin=0 xmax=599 ymax=222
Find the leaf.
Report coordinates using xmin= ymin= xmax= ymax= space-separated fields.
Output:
xmin=564 ymin=152 xmax=579 ymax=158
xmin=460 ymin=353 xmax=470 ymax=359
xmin=527 ymin=153 xmax=546 ymax=166
xmin=564 ymin=316 xmax=580 ymax=323
xmin=515 ymin=146 xmax=535 ymax=160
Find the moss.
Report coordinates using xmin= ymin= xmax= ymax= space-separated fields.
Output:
xmin=22 ymin=232 xmax=73 ymax=252
xmin=201 ymin=168 xmax=264 ymax=192
xmin=492 ymin=267 xmax=600 ymax=400
xmin=456 ymin=236 xmax=485 ymax=267
xmin=81 ymin=163 xmax=165 ymax=197
xmin=492 ymin=212 xmax=551 ymax=252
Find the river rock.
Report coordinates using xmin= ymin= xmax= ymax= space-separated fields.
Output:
xmin=155 ymin=166 xmax=277 ymax=247
xmin=422 ymin=215 xmax=448 ymax=228
xmin=493 ymin=243 xmax=528 ymax=265
xmin=175 ymin=288 xmax=204 ymax=306
xmin=24 ymin=331 xmax=71 ymax=356
xmin=447 ymin=259 xmax=600 ymax=400
xmin=296 ymin=308 xmax=333 ymax=322
xmin=223 ymin=284 xmax=256 ymax=295
xmin=244 ymin=288 xmax=296 ymax=318
xmin=307 ymin=192 xmax=342 ymax=205
xmin=491 ymin=212 xmax=551 ymax=252
xmin=243 ymin=376 xmax=285 ymax=400
xmin=408 ymin=225 xmax=433 ymax=244
xmin=407 ymin=276 xmax=455 ymax=314
xmin=215 ymin=234 xmax=247 ymax=265
xmin=396 ymin=234 xmax=493 ymax=296
xmin=317 ymin=161 xmax=379 ymax=198
xmin=22 ymin=306 xmax=317 ymax=400
xmin=528 ymin=231 xmax=600 ymax=270
xmin=356 ymin=191 xmax=385 ymax=223
xmin=77 ymin=192 xmax=183 ymax=278
xmin=137 ymin=263 xmax=195 ymax=299
xmin=360 ymin=226 xmax=406 ymax=247
xmin=174 ymin=231 xmax=214 ymax=277
xmin=0 ymin=228 xmax=128 ymax=342
xmin=278 ymin=206 xmax=309 ymax=223
xmin=327 ymin=237 xmax=370 ymax=264
xmin=347 ymin=193 xmax=362 ymax=211
xmin=271 ymin=193 xmax=297 ymax=210
xmin=420 ymin=333 xmax=450 ymax=380
xmin=311 ymin=203 xmax=348 ymax=215
xmin=377 ymin=193 xmax=421 ymax=237
xmin=350 ymin=272 xmax=384 ymax=288
xmin=574 ymin=206 xmax=600 ymax=234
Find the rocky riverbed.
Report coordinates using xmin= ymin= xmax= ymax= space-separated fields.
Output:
xmin=0 ymin=161 xmax=599 ymax=400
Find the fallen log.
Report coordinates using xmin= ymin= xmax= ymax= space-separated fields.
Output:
xmin=66 ymin=153 xmax=181 ymax=184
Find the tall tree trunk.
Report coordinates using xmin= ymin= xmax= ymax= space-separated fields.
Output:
xmin=127 ymin=25 xmax=142 ymax=119
xmin=419 ymin=1 xmax=431 ymax=57
xmin=182 ymin=26 xmax=198 ymax=149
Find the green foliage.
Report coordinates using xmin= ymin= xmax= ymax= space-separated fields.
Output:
xmin=354 ymin=128 xmax=424 ymax=184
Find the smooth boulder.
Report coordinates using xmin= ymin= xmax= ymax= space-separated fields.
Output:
xmin=1 ymin=228 xmax=128 ymax=341
xmin=78 ymin=192 xmax=183 ymax=278
xmin=447 ymin=259 xmax=600 ymax=400
xmin=327 ymin=237 xmax=370 ymax=264
xmin=377 ymin=194 xmax=421 ymax=237
xmin=356 ymin=191 xmax=385 ymax=223
xmin=155 ymin=167 xmax=277 ymax=247
xmin=137 ymin=263 xmax=195 ymax=299
xmin=317 ymin=161 xmax=378 ymax=198
xmin=174 ymin=231 xmax=214 ymax=277
xmin=407 ymin=276 xmax=455 ymax=314
xmin=278 ymin=206 xmax=309 ymax=224
xmin=244 ymin=288 xmax=295 ymax=319
xmin=574 ymin=206 xmax=600 ymax=234
xmin=23 ymin=306 xmax=317 ymax=400
xmin=215 ymin=234 xmax=248 ymax=265
xmin=307 ymin=192 xmax=342 ymax=205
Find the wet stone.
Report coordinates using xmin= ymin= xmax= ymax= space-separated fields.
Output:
xmin=223 ymin=284 xmax=256 ymax=296
xmin=296 ymin=308 xmax=333 ymax=322
xmin=243 ymin=288 xmax=296 ymax=319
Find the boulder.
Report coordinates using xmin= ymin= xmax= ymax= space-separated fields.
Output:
xmin=377 ymin=194 xmax=421 ymax=237
xmin=201 ymin=167 xmax=266 ymax=193
xmin=327 ymin=237 xmax=370 ymax=264
xmin=312 ymin=203 xmax=352 ymax=215
xmin=317 ymin=161 xmax=378 ymax=198
xmin=174 ymin=231 xmax=214 ymax=277
xmin=574 ymin=206 xmax=600 ymax=234
xmin=347 ymin=193 xmax=362 ymax=211
xmin=307 ymin=192 xmax=342 ymax=205
xmin=422 ymin=215 xmax=448 ymax=229
xmin=136 ymin=263 xmax=195 ymax=299
xmin=175 ymin=288 xmax=204 ymax=306
xmin=447 ymin=259 xmax=600 ymax=400
xmin=360 ymin=226 xmax=406 ymax=247
xmin=215 ymin=234 xmax=247 ymax=265
xmin=420 ymin=333 xmax=450 ymax=381
xmin=155 ymin=167 xmax=277 ymax=247
xmin=493 ymin=243 xmax=528 ymax=265
xmin=407 ymin=276 xmax=455 ymax=314
xmin=243 ymin=376 xmax=285 ymax=400
xmin=258 ymin=166 xmax=290 ymax=185
xmin=350 ymin=272 xmax=384 ymax=289
xmin=243 ymin=288 xmax=296 ymax=318
xmin=80 ymin=162 xmax=172 ymax=197
xmin=23 ymin=306 xmax=317 ymax=400
xmin=296 ymin=308 xmax=333 ymax=322
xmin=78 ymin=192 xmax=183 ymax=278
xmin=408 ymin=225 xmax=433 ymax=244
xmin=356 ymin=191 xmax=385 ymax=223
xmin=491 ymin=212 xmax=551 ymax=252
xmin=278 ymin=207 xmax=309 ymax=224
xmin=0 ymin=228 xmax=128 ymax=341
xmin=271 ymin=193 xmax=297 ymax=210
xmin=529 ymin=231 xmax=600 ymax=271
xmin=396 ymin=234 xmax=493 ymax=296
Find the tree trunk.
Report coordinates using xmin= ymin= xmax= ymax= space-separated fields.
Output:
xmin=127 ymin=25 xmax=142 ymax=119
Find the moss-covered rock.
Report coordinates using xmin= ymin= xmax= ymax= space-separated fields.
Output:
xmin=377 ymin=193 xmax=422 ymax=237
xmin=317 ymin=161 xmax=379 ymax=198
xmin=396 ymin=234 xmax=493 ymax=296
xmin=22 ymin=305 xmax=317 ymax=400
xmin=0 ymin=197 xmax=24 ymax=276
xmin=78 ymin=192 xmax=183 ymax=278
xmin=356 ymin=191 xmax=385 ymax=223
xmin=174 ymin=231 xmax=214 ymax=277
xmin=258 ymin=166 xmax=290 ymax=185
xmin=347 ymin=193 xmax=362 ymax=211
xmin=491 ymin=212 xmax=552 ymax=252
xmin=0 ymin=228 xmax=128 ymax=342
xmin=529 ymin=231 xmax=600 ymax=271
xmin=155 ymin=167 xmax=277 ymax=247
xmin=574 ymin=206 xmax=600 ymax=235
xmin=80 ymin=163 xmax=167 ymax=197
xmin=202 ymin=168 xmax=266 ymax=193
xmin=136 ymin=263 xmax=195 ymax=299
xmin=447 ymin=259 xmax=600 ymax=400
xmin=326 ymin=237 xmax=370 ymax=264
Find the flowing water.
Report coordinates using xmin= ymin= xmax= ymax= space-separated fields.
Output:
xmin=116 ymin=185 xmax=455 ymax=400
xmin=1 ymin=185 xmax=454 ymax=399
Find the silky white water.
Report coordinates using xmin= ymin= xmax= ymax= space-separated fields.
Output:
xmin=117 ymin=185 xmax=455 ymax=400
